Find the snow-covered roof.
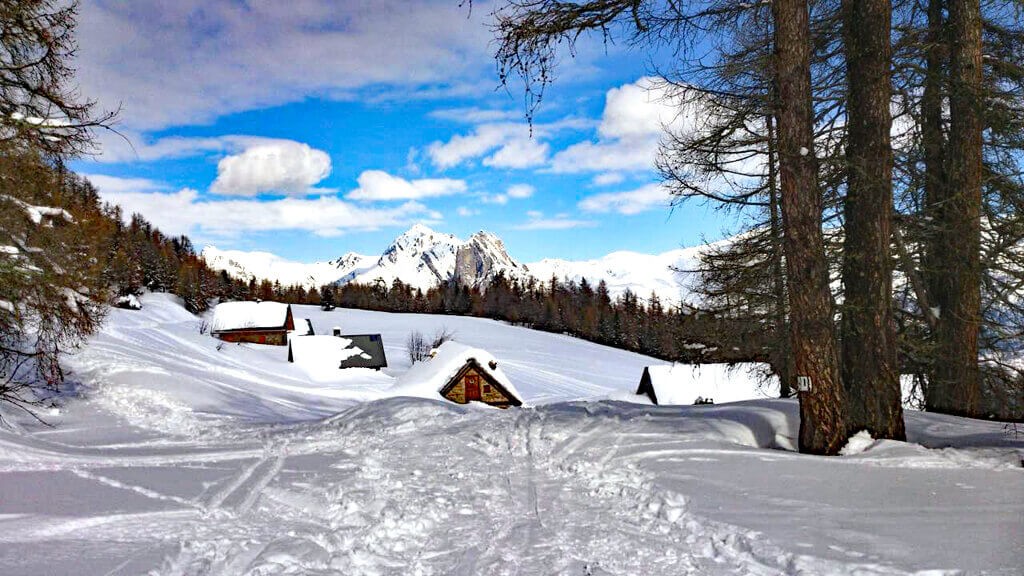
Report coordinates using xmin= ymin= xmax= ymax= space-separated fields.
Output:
xmin=339 ymin=334 xmax=388 ymax=369
xmin=639 ymin=364 xmax=772 ymax=405
xmin=392 ymin=341 xmax=523 ymax=403
xmin=291 ymin=317 xmax=314 ymax=336
xmin=289 ymin=335 xmax=366 ymax=370
xmin=211 ymin=301 xmax=290 ymax=332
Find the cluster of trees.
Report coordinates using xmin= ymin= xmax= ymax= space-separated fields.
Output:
xmin=0 ymin=152 xmax=232 ymax=418
xmin=0 ymin=0 xmax=233 ymax=418
xmin=0 ymin=0 xmax=114 ymax=419
xmin=269 ymin=274 xmax=773 ymax=368
xmin=491 ymin=0 xmax=1023 ymax=452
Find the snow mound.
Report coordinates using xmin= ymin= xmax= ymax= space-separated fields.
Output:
xmin=288 ymin=335 xmax=368 ymax=381
xmin=391 ymin=341 xmax=523 ymax=404
xmin=641 ymin=363 xmax=777 ymax=405
xmin=841 ymin=430 xmax=877 ymax=455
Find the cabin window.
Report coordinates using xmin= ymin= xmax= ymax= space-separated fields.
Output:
xmin=483 ymin=384 xmax=491 ymax=394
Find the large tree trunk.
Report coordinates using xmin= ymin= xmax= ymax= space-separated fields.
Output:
xmin=766 ymin=111 xmax=793 ymax=398
xmin=840 ymin=0 xmax=905 ymax=439
xmin=921 ymin=0 xmax=947 ymax=316
xmin=771 ymin=0 xmax=847 ymax=454
xmin=927 ymin=0 xmax=984 ymax=416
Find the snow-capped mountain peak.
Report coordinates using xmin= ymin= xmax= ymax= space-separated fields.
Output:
xmin=454 ymin=231 xmax=530 ymax=288
xmin=202 ymin=225 xmax=701 ymax=303
xmin=372 ymin=225 xmax=462 ymax=286
xmin=331 ymin=252 xmax=368 ymax=271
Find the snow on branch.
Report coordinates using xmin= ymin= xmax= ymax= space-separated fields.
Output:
xmin=0 ymin=194 xmax=72 ymax=225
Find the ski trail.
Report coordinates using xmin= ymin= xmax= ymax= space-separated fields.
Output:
xmin=202 ymin=452 xmax=269 ymax=512
xmin=71 ymin=469 xmax=200 ymax=510
xmin=232 ymin=449 xmax=285 ymax=514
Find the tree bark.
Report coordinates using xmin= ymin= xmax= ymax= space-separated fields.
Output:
xmin=928 ymin=0 xmax=984 ymax=416
xmin=921 ymin=0 xmax=948 ymax=407
xmin=771 ymin=0 xmax=847 ymax=454
xmin=766 ymin=111 xmax=793 ymax=398
xmin=840 ymin=0 xmax=905 ymax=439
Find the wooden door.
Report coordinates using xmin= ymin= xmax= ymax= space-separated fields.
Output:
xmin=464 ymin=375 xmax=481 ymax=401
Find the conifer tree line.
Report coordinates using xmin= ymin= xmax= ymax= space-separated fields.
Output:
xmin=491 ymin=0 xmax=1023 ymax=452
xmin=268 ymin=274 xmax=775 ymax=367
xmin=0 ymin=153 xmax=252 ymax=416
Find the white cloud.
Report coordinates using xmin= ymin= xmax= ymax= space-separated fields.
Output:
xmin=80 ymin=174 xmax=168 ymax=194
xmin=347 ymin=170 xmax=466 ymax=202
xmin=76 ymin=0 xmax=497 ymax=130
xmin=211 ymin=140 xmax=332 ymax=196
xmin=480 ymin=183 xmax=535 ymax=206
xmin=92 ymin=131 xmax=236 ymax=163
xmin=427 ymin=123 xmax=528 ymax=169
xmin=429 ymin=107 xmax=519 ymax=124
xmin=93 ymin=177 xmax=437 ymax=238
xmin=456 ymin=206 xmax=479 ymax=217
xmin=427 ymin=118 xmax=587 ymax=170
xmin=592 ymin=173 xmax=626 ymax=186
xmin=550 ymin=77 xmax=702 ymax=174
xmin=506 ymin=184 xmax=535 ymax=199
xmin=578 ymin=183 xmax=672 ymax=215
xmin=483 ymin=138 xmax=550 ymax=169
xmin=513 ymin=211 xmax=595 ymax=230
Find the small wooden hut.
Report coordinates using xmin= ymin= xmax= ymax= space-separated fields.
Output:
xmin=210 ymin=301 xmax=294 ymax=346
xmin=393 ymin=341 xmax=522 ymax=408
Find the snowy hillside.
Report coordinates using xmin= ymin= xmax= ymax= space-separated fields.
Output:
xmin=202 ymin=246 xmax=371 ymax=288
xmin=0 ymin=294 xmax=1020 ymax=575
xmin=202 ymin=224 xmax=703 ymax=302
xmin=528 ymin=247 xmax=703 ymax=304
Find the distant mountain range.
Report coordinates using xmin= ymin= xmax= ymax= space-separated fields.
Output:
xmin=201 ymin=224 xmax=703 ymax=303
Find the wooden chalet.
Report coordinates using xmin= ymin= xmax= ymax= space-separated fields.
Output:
xmin=393 ymin=341 xmax=523 ymax=408
xmin=210 ymin=301 xmax=294 ymax=346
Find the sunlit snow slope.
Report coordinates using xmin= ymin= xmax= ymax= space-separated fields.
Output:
xmin=0 ymin=294 xmax=1020 ymax=576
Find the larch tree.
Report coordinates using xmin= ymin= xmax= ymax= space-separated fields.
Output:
xmin=491 ymin=0 xmax=849 ymax=453
xmin=770 ymin=0 xmax=846 ymax=454
xmin=0 ymin=0 xmax=115 ymax=420
xmin=926 ymin=0 xmax=985 ymax=416
xmin=839 ymin=0 xmax=905 ymax=439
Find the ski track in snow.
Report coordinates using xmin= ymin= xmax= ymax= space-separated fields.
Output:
xmin=0 ymin=295 xmax=1020 ymax=575
xmin=1 ymin=400 xmax=1017 ymax=575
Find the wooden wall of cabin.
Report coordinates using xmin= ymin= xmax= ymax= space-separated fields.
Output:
xmin=442 ymin=366 xmax=513 ymax=407
xmin=215 ymin=330 xmax=288 ymax=346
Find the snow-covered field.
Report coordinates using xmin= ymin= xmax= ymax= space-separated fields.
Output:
xmin=0 ymin=294 xmax=1020 ymax=575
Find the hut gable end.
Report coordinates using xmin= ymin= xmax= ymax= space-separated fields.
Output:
xmin=439 ymin=360 xmax=519 ymax=407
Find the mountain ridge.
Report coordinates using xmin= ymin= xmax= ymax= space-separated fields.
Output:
xmin=201 ymin=225 xmax=700 ymax=303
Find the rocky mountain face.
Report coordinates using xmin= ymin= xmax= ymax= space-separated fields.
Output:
xmin=453 ymin=231 xmax=530 ymax=289
xmin=358 ymin=224 xmax=463 ymax=288
xmin=202 ymin=224 xmax=696 ymax=303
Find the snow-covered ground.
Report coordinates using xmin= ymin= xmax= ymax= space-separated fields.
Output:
xmin=0 ymin=294 xmax=1020 ymax=575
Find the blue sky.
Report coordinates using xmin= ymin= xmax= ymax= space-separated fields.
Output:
xmin=70 ymin=0 xmax=734 ymax=263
